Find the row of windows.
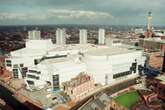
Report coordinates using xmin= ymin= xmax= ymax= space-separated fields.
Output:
xmin=6 ymin=64 xmax=12 ymax=67
xmin=13 ymin=64 xmax=24 ymax=68
xmin=113 ymin=71 xmax=131 ymax=79
xmin=6 ymin=60 xmax=11 ymax=63
xmin=22 ymin=67 xmax=28 ymax=78
xmin=29 ymin=70 xmax=41 ymax=74
xmin=131 ymin=62 xmax=137 ymax=73
xmin=34 ymin=55 xmax=67 ymax=65
xmin=27 ymin=74 xmax=39 ymax=80
xmin=6 ymin=60 xmax=12 ymax=67
xmin=27 ymin=80 xmax=34 ymax=85
xmin=53 ymin=75 xmax=59 ymax=89
xmin=13 ymin=69 xmax=19 ymax=78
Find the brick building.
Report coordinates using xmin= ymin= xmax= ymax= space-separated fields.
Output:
xmin=62 ymin=73 xmax=95 ymax=102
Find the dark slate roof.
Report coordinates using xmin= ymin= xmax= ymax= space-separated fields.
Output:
xmin=80 ymin=93 xmax=111 ymax=110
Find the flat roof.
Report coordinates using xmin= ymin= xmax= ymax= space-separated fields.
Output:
xmin=40 ymin=57 xmax=69 ymax=64
xmin=143 ymin=38 xmax=165 ymax=44
xmin=11 ymin=48 xmax=46 ymax=57
xmin=85 ymin=47 xmax=138 ymax=56
xmin=49 ymin=44 xmax=96 ymax=52
xmin=20 ymin=87 xmax=59 ymax=108
xmin=155 ymin=75 xmax=165 ymax=84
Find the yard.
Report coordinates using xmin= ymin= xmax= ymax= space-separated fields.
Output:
xmin=114 ymin=90 xmax=140 ymax=109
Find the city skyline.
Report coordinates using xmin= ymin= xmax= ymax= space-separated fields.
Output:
xmin=0 ymin=0 xmax=165 ymax=26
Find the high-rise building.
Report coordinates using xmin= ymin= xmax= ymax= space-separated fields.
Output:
xmin=98 ymin=29 xmax=105 ymax=44
xmin=146 ymin=11 xmax=153 ymax=38
xmin=28 ymin=30 xmax=41 ymax=40
xmin=56 ymin=28 xmax=66 ymax=45
xmin=147 ymin=11 xmax=152 ymax=31
xmin=79 ymin=29 xmax=87 ymax=44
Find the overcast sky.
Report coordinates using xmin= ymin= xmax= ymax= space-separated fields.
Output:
xmin=0 ymin=0 xmax=164 ymax=26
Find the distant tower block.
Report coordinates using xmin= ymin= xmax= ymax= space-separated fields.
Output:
xmin=146 ymin=11 xmax=153 ymax=38
xmin=147 ymin=11 xmax=152 ymax=31
xmin=79 ymin=29 xmax=87 ymax=44
xmin=98 ymin=29 xmax=105 ymax=45
xmin=28 ymin=30 xmax=41 ymax=40
xmin=56 ymin=28 xmax=66 ymax=45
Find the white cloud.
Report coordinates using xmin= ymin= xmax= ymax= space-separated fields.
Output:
xmin=48 ymin=9 xmax=113 ymax=19
xmin=0 ymin=9 xmax=113 ymax=21
xmin=0 ymin=12 xmax=48 ymax=20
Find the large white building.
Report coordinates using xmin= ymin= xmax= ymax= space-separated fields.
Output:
xmin=5 ymin=30 xmax=146 ymax=90
xmin=79 ymin=29 xmax=87 ymax=44
xmin=56 ymin=28 xmax=66 ymax=45
xmin=98 ymin=29 xmax=105 ymax=45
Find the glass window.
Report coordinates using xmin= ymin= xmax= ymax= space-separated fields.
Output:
xmin=29 ymin=70 xmax=41 ymax=74
xmin=113 ymin=71 xmax=131 ymax=79
xmin=13 ymin=64 xmax=18 ymax=68
xmin=27 ymin=80 xmax=34 ymax=85
xmin=6 ymin=60 xmax=12 ymax=67
xmin=27 ymin=74 xmax=36 ymax=79
xmin=20 ymin=64 xmax=24 ymax=67
xmin=13 ymin=69 xmax=19 ymax=78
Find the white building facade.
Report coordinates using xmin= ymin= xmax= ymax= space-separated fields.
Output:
xmin=84 ymin=47 xmax=146 ymax=85
xmin=5 ymin=39 xmax=53 ymax=79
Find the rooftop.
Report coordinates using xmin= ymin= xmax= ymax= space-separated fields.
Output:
xmin=155 ymin=75 xmax=165 ymax=84
xmin=143 ymin=38 xmax=165 ymax=44
xmin=85 ymin=47 xmax=138 ymax=56
xmin=11 ymin=48 xmax=47 ymax=57
xmin=62 ymin=73 xmax=92 ymax=88
xmin=40 ymin=57 xmax=69 ymax=64
xmin=149 ymin=52 xmax=163 ymax=70
xmin=49 ymin=44 xmax=97 ymax=52
xmin=80 ymin=93 xmax=111 ymax=110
